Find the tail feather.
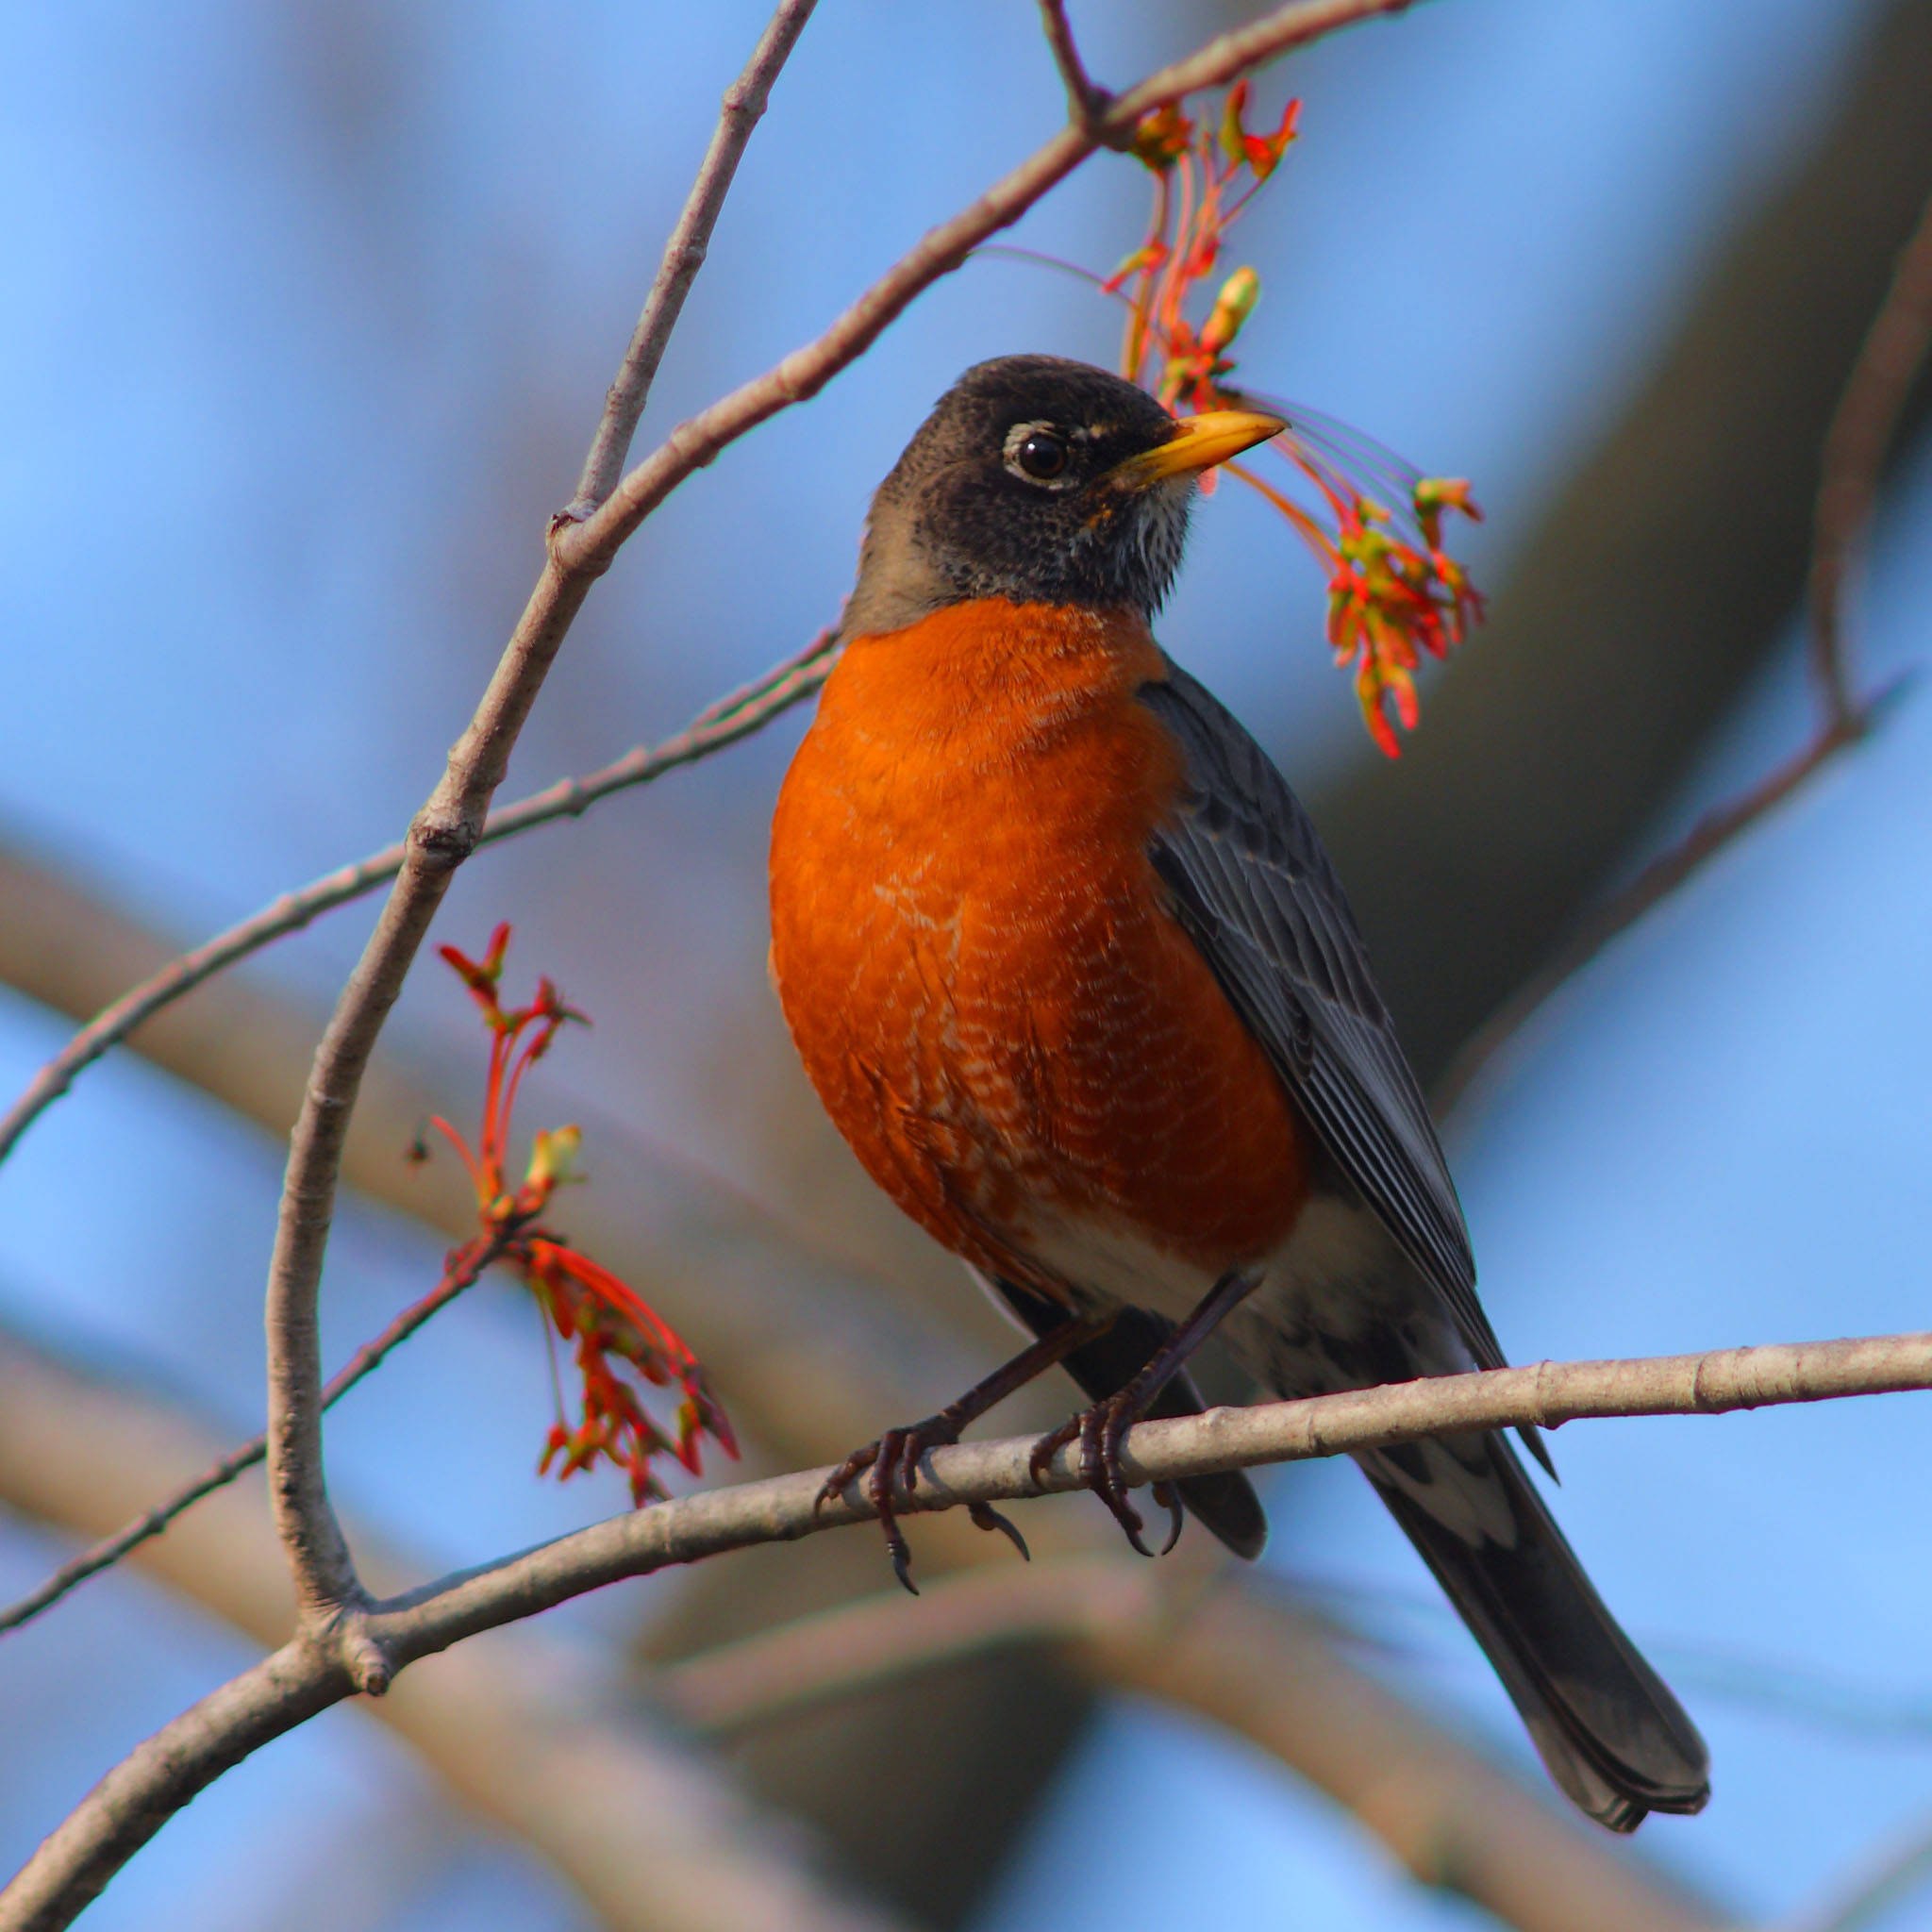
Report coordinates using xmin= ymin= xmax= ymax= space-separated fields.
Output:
xmin=1359 ymin=1428 xmax=1709 ymax=1831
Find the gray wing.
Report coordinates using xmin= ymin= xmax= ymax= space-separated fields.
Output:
xmin=1140 ymin=662 xmax=1504 ymax=1375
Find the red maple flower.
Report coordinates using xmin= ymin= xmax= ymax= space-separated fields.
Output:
xmin=425 ymin=925 xmax=736 ymax=1505
xmin=1066 ymin=86 xmax=1486 ymax=756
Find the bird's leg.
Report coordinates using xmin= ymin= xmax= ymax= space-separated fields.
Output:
xmin=817 ymin=1313 xmax=1112 ymax=1593
xmin=1029 ymin=1269 xmax=1260 ymax=1557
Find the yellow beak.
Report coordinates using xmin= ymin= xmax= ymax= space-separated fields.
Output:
xmin=1105 ymin=408 xmax=1285 ymax=490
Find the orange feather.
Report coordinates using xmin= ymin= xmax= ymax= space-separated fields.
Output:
xmin=769 ymin=598 xmax=1309 ymax=1300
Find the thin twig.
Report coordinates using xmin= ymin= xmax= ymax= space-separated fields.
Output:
xmin=1438 ymin=175 xmax=1932 ymax=1115
xmin=0 ymin=1233 xmax=512 ymax=1637
xmin=1037 ymin=0 xmax=1123 ymax=142
xmin=1807 ymin=177 xmax=1932 ymax=732
xmin=551 ymin=0 xmax=1420 ymax=580
xmin=0 ymin=631 xmax=835 ymax=1172
xmin=565 ymin=0 xmax=821 ymax=522
xmin=7 ymin=1328 xmax=1926 ymax=1930
xmin=1435 ymin=706 xmax=1874 ymax=1112
xmin=1796 ymin=1808 xmax=1932 ymax=1932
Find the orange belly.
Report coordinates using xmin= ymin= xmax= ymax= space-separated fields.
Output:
xmin=769 ymin=598 xmax=1308 ymax=1305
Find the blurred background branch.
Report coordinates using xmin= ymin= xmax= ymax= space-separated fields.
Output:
xmin=1312 ymin=0 xmax=1932 ymax=1090
xmin=1439 ymin=167 xmax=1932 ymax=1108
xmin=663 ymin=1557 xmax=1737 ymax=1932
xmin=0 ymin=1322 xmax=917 ymax=1932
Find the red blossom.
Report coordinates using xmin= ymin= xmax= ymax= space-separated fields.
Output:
xmin=1105 ymin=87 xmax=1485 ymax=755
xmin=424 ymin=928 xmax=735 ymax=1505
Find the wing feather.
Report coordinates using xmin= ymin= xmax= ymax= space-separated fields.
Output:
xmin=1141 ymin=664 xmax=1507 ymax=1376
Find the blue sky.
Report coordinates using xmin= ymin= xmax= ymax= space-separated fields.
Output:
xmin=3 ymin=4 xmax=1928 ymax=1927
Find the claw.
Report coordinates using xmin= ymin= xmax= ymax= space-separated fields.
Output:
xmin=825 ymin=1412 xmax=1034 ymax=1589
xmin=1030 ymin=1389 xmax=1189 ymax=1560
xmin=970 ymin=1500 xmax=1031 ymax=1561
xmin=1153 ymin=1481 xmax=1186 ymax=1557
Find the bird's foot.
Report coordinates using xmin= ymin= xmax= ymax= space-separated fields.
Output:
xmin=1027 ymin=1393 xmax=1184 ymax=1559
xmin=815 ymin=1417 xmax=1029 ymax=1594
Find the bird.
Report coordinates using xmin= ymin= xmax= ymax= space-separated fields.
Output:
xmin=767 ymin=353 xmax=1709 ymax=1830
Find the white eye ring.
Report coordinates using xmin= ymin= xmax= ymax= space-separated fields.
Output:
xmin=1004 ymin=422 xmax=1072 ymax=484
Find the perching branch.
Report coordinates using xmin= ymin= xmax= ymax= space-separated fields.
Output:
xmin=658 ymin=1558 xmax=1733 ymax=1932
xmin=1435 ymin=167 xmax=1932 ymax=1112
xmin=6 ymin=1332 xmax=1924 ymax=1930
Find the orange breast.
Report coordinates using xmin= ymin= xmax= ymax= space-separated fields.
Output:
xmin=768 ymin=598 xmax=1308 ymax=1302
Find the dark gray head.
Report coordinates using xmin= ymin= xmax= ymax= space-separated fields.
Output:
xmin=840 ymin=355 xmax=1282 ymax=640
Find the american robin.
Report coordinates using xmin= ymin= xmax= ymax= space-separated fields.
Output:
xmin=768 ymin=355 xmax=1709 ymax=1829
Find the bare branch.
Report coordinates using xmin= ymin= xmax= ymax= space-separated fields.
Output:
xmin=296 ymin=1328 xmax=1932 ymax=1652
xmin=0 ymin=631 xmax=834 ymax=1171
xmin=553 ymin=0 xmax=1419 ymax=577
xmin=1435 ymin=706 xmax=1873 ymax=1112
xmin=8 ymin=1330 xmax=1924 ymax=1929
xmin=1037 ymin=1 xmax=1122 ymax=142
xmin=565 ymin=0 xmax=821 ymax=521
xmin=258 ymin=561 xmax=591 ymax=1629
xmin=660 ymin=1559 xmax=1734 ymax=1932
xmin=249 ymin=0 xmax=825 ymax=1636
xmin=1808 ymin=176 xmax=1932 ymax=731
xmin=1437 ymin=172 xmax=1932 ymax=1114
xmin=0 ymin=1330 xmax=915 ymax=1932
xmin=0 ymin=1233 xmax=511 ymax=1635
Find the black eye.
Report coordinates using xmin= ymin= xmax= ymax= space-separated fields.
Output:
xmin=1014 ymin=430 xmax=1068 ymax=480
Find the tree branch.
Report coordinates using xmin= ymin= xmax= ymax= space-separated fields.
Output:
xmin=0 ymin=1328 xmax=915 ymax=1932
xmin=1036 ymin=1 xmax=1122 ymax=143
xmin=564 ymin=0 xmax=822 ymax=522
xmin=1808 ymin=175 xmax=1932 ymax=730
xmin=0 ymin=1231 xmax=512 ymax=1635
xmin=257 ymin=0 xmax=824 ymax=1638
xmin=7 ymin=1330 xmax=1924 ymax=1929
xmin=659 ymin=1558 xmax=1735 ymax=1932
xmin=1436 ymin=164 xmax=1932 ymax=1113
xmin=0 ymin=630 xmax=835 ymax=1171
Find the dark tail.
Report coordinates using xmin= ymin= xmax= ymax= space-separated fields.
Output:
xmin=1358 ymin=1427 xmax=1708 ymax=1831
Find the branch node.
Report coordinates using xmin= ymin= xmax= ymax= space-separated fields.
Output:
xmin=408 ymin=811 xmax=479 ymax=870
xmin=1038 ymin=0 xmax=1131 ymax=149
xmin=334 ymin=1613 xmax=394 ymax=1697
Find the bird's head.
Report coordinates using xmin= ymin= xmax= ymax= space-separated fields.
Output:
xmin=841 ymin=355 xmax=1282 ymax=639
